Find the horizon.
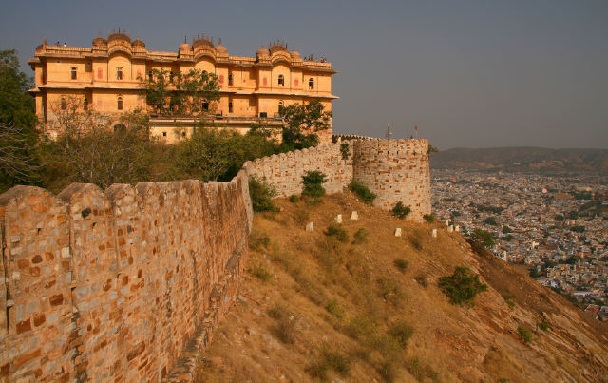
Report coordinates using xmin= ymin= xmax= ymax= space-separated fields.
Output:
xmin=1 ymin=0 xmax=607 ymax=150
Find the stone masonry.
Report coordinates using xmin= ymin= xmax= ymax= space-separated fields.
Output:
xmin=0 ymin=171 xmax=253 ymax=382
xmin=245 ymin=137 xmax=431 ymax=221
xmin=0 ymin=136 xmax=430 ymax=382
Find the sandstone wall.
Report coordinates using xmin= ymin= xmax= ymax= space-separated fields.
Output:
xmin=245 ymin=138 xmax=431 ymax=221
xmin=0 ymin=171 xmax=253 ymax=382
xmin=244 ymin=142 xmax=354 ymax=198
xmin=352 ymin=138 xmax=431 ymax=220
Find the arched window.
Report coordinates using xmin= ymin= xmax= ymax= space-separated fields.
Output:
xmin=148 ymin=70 xmax=153 ymax=81
xmin=309 ymin=78 xmax=314 ymax=89
xmin=202 ymin=100 xmax=209 ymax=111
xmin=278 ymin=101 xmax=284 ymax=114
xmin=228 ymin=101 xmax=233 ymax=113
xmin=228 ymin=72 xmax=234 ymax=86
xmin=116 ymin=67 xmax=123 ymax=81
xmin=61 ymin=96 xmax=67 ymax=110
xmin=117 ymin=96 xmax=123 ymax=110
xmin=278 ymin=74 xmax=284 ymax=86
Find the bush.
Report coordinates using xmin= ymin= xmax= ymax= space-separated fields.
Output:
xmin=388 ymin=321 xmax=414 ymax=348
xmin=306 ymin=349 xmax=351 ymax=380
xmin=301 ymin=170 xmax=327 ymax=199
xmin=471 ymin=229 xmax=496 ymax=248
xmin=352 ymin=228 xmax=369 ymax=244
xmin=249 ymin=263 xmax=272 ymax=281
xmin=423 ymin=214 xmax=435 ymax=223
xmin=410 ymin=237 xmax=422 ymax=251
xmin=249 ymin=176 xmax=278 ymax=212
xmin=393 ymin=258 xmax=409 ymax=272
xmin=439 ymin=266 xmax=487 ymax=305
xmin=348 ymin=180 xmax=376 ymax=204
xmin=517 ymin=325 xmax=533 ymax=344
xmin=391 ymin=201 xmax=411 ymax=219
xmin=268 ymin=304 xmax=296 ymax=344
xmin=537 ymin=320 xmax=551 ymax=332
xmin=325 ymin=222 xmax=349 ymax=242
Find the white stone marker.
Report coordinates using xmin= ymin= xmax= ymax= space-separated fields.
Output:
xmin=351 ymin=211 xmax=359 ymax=221
xmin=455 ymin=225 xmax=460 ymax=232
xmin=306 ymin=222 xmax=314 ymax=232
xmin=335 ymin=214 xmax=342 ymax=223
xmin=394 ymin=228 xmax=402 ymax=237
xmin=432 ymin=228 xmax=437 ymax=238
xmin=447 ymin=225 xmax=454 ymax=233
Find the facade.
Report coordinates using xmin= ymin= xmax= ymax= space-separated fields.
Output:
xmin=28 ymin=32 xmax=337 ymax=143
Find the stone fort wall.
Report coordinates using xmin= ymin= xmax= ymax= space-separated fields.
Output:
xmin=0 ymin=136 xmax=431 ymax=382
xmin=0 ymin=172 xmax=253 ymax=382
xmin=245 ymin=137 xmax=431 ymax=220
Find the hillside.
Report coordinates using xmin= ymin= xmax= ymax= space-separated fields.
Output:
xmin=197 ymin=192 xmax=608 ymax=382
xmin=430 ymin=147 xmax=608 ymax=174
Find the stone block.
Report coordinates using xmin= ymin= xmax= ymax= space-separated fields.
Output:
xmin=350 ymin=211 xmax=358 ymax=221
xmin=394 ymin=228 xmax=402 ymax=237
xmin=432 ymin=229 xmax=437 ymax=238
xmin=306 ymin=222 xmax=314 ymax=232
xmin=335 ymin=215 xmax=342 ymax=223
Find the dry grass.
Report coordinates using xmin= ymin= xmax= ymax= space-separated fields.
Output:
xmin=196 ymin=191 xmax=608 ymax=382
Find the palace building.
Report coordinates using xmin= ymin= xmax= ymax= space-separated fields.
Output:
xmin=28 ymin=31 xmax=337 ymax=143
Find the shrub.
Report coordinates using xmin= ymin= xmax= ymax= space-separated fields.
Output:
xmin=388 ymin=321 xmax=414 ymax=348
xmin=391 ymin=201 xmax=411 ymax=219
xmin=268 ymin=304 xmax=296 ymax=344
xmin=410 ymin=237 xmax=422 ymax=251
xmin=340 ymin=143 xmax=351 ymax=159
xmin=348 ymin=180 xmax=376 ymax=204
xmin=249 ymin=263 xmax=272 ymax=281
xmin=249 ymin=176 xmax=278 ymax=212
xmin=537 ymin=320 xmax=551 ymax=332
xmin=393 ymin=258 xmax=409 ymax=272
xmin=423 ymin=214 xmax=435 ymax=223
xmin=439 ymin=266 xmax=487 ymax=305
xmin=326 ymin=299 xmax=344 ymax=319
xmin=306 ymin=349 xmax=351 ymax=380
xmin=325 ymin=222 xmax=349 ymax=242
xmin=249 ymin=233 xmax=270 ymax=251
xmin=289 ymin=195 xmax=299 ymax=203
xmin=517 ymin=325 xmax=533 ymax=344
xmin=301 ymin=170 xmax=327 ymax=198
xmin=471 ymin=229 xmax=495 ymax=248
xmin=352 ymin=228 xmax=369 ymax=244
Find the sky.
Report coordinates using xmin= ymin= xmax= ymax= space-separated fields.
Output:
xmin=1 ymin=0 xmax=607 ymax=149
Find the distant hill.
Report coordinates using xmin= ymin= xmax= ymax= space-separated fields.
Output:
xmin=430 ymin=147 xmax=608 ymax=174
xmin=198 ymin=192 xmax=608 ymax=382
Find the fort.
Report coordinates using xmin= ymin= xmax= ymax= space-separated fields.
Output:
xmin=0 ymin=135 xmax=430 ymax=381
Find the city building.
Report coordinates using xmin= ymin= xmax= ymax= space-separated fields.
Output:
xmin=28 ymin=31 xmax=337 ymax=142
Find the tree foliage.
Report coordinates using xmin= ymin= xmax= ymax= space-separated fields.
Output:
xmin=141 ymin=68 xmax=220 ymax=117
xmin=279 ymin=99 xmax=331 ymax=149
xmin=39 ymin=109 xmax=158 ymax=191
xmin=439 ymin=266 xmax=487 ymax=305
xmin=0 ymin=50 xmax=40 ymax=192
xmin=301 ymin=170 xmax=327 ymax=198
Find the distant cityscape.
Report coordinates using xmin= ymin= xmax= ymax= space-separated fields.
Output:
xmin=432 ymin=169 xmax=608 ymax=320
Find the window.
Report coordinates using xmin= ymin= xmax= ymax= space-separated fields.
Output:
xmin=228 ymin=101 xmax=233 ymax=113
xmin=228 ymin=72 xmax=234 ymax=86
xmin=309 ymin=78 xmax=314 ymax=89
xmin=61 ymin=97 xmax=67 ymax=110
xmin=278 ymin=74 xmax=284 ymax=86
xmin=202 ymin=101 xmax=209 ymax=111
xmin=162 ymin=131 xmax=167 ymax=137
xmin=148 ymin=71 xmax=153 ymax=81
xmin=84 ymin=98 xmax=88 ymax=110
xmin=278 ymin=101 xmax=284 ymax=113
xmin=116 ymin=67 xmax=123 ymax=80
xmin=117 ymin=96 xmax=123 ymax=110
xmin=70 ymin=67 xmax=77 ymax=80
xmin=169 ymin=71 xmax=175 ymax=83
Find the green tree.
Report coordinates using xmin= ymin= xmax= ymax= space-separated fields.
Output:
xmin=39 ymin=108 xmax=157 ymax=191
xmin=141 ymin=68 xmax=219 ymax=117
xmin=301 ymin=170 xmax=327 ymax=198
xmin=279 ymin=99 xmax=331 ymax=149
xmin=439 ymin=266 xmax=487 ymax=305
xmin=0 ymin=50 xmax=40 ymax=192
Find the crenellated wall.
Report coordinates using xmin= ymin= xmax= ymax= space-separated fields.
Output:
xmin=245 ymin=137 xmax=431 ymax=220
xmin=0 ymin=172 xmax=253 ymax=382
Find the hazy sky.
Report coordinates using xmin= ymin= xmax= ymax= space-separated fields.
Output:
xmin=2 ymin=0 xmax=607 ymax=149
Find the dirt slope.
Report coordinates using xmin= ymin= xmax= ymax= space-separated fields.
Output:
xmin=197 ymin=192 xmax=608 ymax=382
